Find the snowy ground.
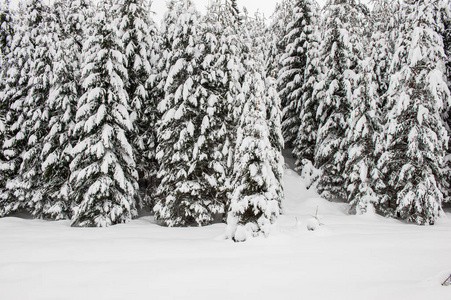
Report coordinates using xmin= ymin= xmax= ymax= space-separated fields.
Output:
xmin=1 ymin=169 xmax=450 ymax=300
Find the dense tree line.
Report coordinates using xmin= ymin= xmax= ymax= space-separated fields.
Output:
xmin=276 ymin=0 xmax=451 ymax=225
xmin=0 ymin=0 xmax=450 ymax=242
xmin=0 ymin=0 xmax=283 ymax=241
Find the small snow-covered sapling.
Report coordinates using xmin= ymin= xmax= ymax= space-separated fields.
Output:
xmin=306 ymin=206 xmax=324 ymax=231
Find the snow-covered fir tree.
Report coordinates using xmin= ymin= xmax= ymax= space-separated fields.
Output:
xmin=0 ymin=0 xmax=14 ymax=128
xmin=241 ymin=10 xmax=267 ymax=59
xmin=229 ymin=0 xmax=241 ymax=23
xmin=0 ymin=0 xmax=13 ymax=66
xmin=344 ymin=56 xmax=383 ymax=214
xmin=278 ymin=0 xmax=318 ymax=157
xmin=226 ymin=11 xmax=283 ymax=242
xmin=313 ymin=0 xmax=368 ymax=201
xmin=198 ymin=0 xmax=246 ymax=216
xmin=115 ymin=0 xmax=159 ymax=208
xmin=292 ymin=14 xmax=321 ymax=172
xmin=370 ymin=0 xmax=400 ymax=103
xmin=0 ymin=0 xmax=54 ymax=217
xmin=265 ymin=75 xmax=285 ymax=199
xmin=0 ymin=3 xmax=28 ymax=216
xmin=0 ymin=0 xmax=14 ymax=215
xmin=267 ymin=0 xmax=295 ymax=80
xmin=226 ymin=67 xmax=283 ymax=242
xmin=145 ymin=6 xmax=164 ymax=203
xmin=70 ymin=0 xmax=138 ymax=227
xmin=17 ymin=0 xmax=59 ymax=217
xmin=39 ymin=0 xmax=90 ymax=220
xmin=366 ymin=1 xmax=401 ymax=205
xmin=242 ymin=8 xmax=284 ymax=186
xmin=378 ymin=0 xmax=449 ymax=224
xmin=154 ymin=0 xmax=222 ymax=226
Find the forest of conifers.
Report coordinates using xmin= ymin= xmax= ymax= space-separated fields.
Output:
xmin=0 ymin=0 xmax=450 ymax=241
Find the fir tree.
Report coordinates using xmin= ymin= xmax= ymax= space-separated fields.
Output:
xmin=154 ymin=0 xmax=219 ymax=226
xmin=0 ymin=0 xmax=51 ymax=216
xmin=344 ymin=56 xmax=382 ymax=214
xmin=198 ymin=0 xmax=246 ymax=216
xmin=0 ymin=4 xmax=28 ymax=216
xmin=366 ymin=0 xmax=401 ymax=207
xmin=226 ymin=69 xmax=283 ymax=242
xmin=278 ymin=0 xmax=318 ymax=159
xmin=0 ymin=0 xmax=13 ymax=134
xmin=0 ymin=0 xmax=13 ymax=64
xmin=0 ymin=0 xmax=14 ymax=215
xmin=314 ymin=0 xmax=367 ymax=201
xmin=370 ymin=0 xmax=400 ymax=102
xmin=19 ymin=0 xmax=58 ymax=217
xmin=265 ymin=75 xmax=285 ymax=201
xmin=378 ymin=0 xmax=449 ymax=224
xmin=267 ymin=0 xmax=295 ymax=80
xmin=115 ymin=0 xmax=158 ymax=209
xmin=244 ymin=9 xmax=284 ymax=202
xmin=70 ymin=0 xmax=138 ymax=227
xmin=40 ymin=0 xmax=89 ymax=220
xmin=230 ymin=0 xmax=241 ymax=21
xmin=292 ymin=14 xmax=321 ymax=171
xmin=145 ymin=4 xmax=164 ymax=207
xmin=226 ymin=11 xmax=283 ymax=241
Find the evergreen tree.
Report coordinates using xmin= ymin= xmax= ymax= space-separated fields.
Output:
xmin=265 ymin=75 xmax=285 ymax=200
xmin=198 ymin=0 xmax=246 ymax=216
xmin=0 ymin=0 xmax=52 ymax=217
xmin=115 ymin=0 xmax=158 ymax=209
xmin=145 ymin=4 xmax=164 ymax=208
xmin=278 ymin=0 xmax=318 ymax=158
xmin=241 ymin=10 xmax=267 ymax=60
xmin=154 ymin=0 xmax=219 ymax=226
xmin=344 ymin=56 xmax=382 ymax=214
xmin=365 ymin=0 xmax=402 ymax=208
xmin=0 ymin=0 xmax=14 ymax=134
xmin=378 ymin=0 xmax=449 ymax=224
xmin=0 ymin=3 xmax=28 ymax=216
xmin=40 ymin=0 xmax=89 ymax=220
xmin=0 ymin=0 xmax=13 ymax=215
xmin=226 ymin=11 xmax=283 ymax=242
xmin=242 ymin=9 xmax=285 ymax=186
xmin=230 ymin=0 xmax=241 ymax=21
xmin=370 ymin=0 xmax=400 ymax=102
xmin=226 ymin=68 xmax=283 ymax=242
xmin=267 ymin=0 xmax=295 ymax=80
xmin=18 ymin=0 xmax=58 ymax=217
xmin=292 ymin=13 xmax=321 ymax=171
xmin=218 ymin=0 xmax=242 ymax=26
xmin=314 ymin=0 xmax=367 ymax=201
xmin=0 ymin=0 xmax=13 ymax=64
xmin=70 ymin=0 xmax=138 ymax=227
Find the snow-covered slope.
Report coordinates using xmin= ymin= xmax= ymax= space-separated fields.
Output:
xmin=0 ymin=170 xmax=450 ymax=300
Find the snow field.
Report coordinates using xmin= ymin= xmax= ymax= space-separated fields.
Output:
xmin=0 ymin=169 xmax=450 ymax=300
